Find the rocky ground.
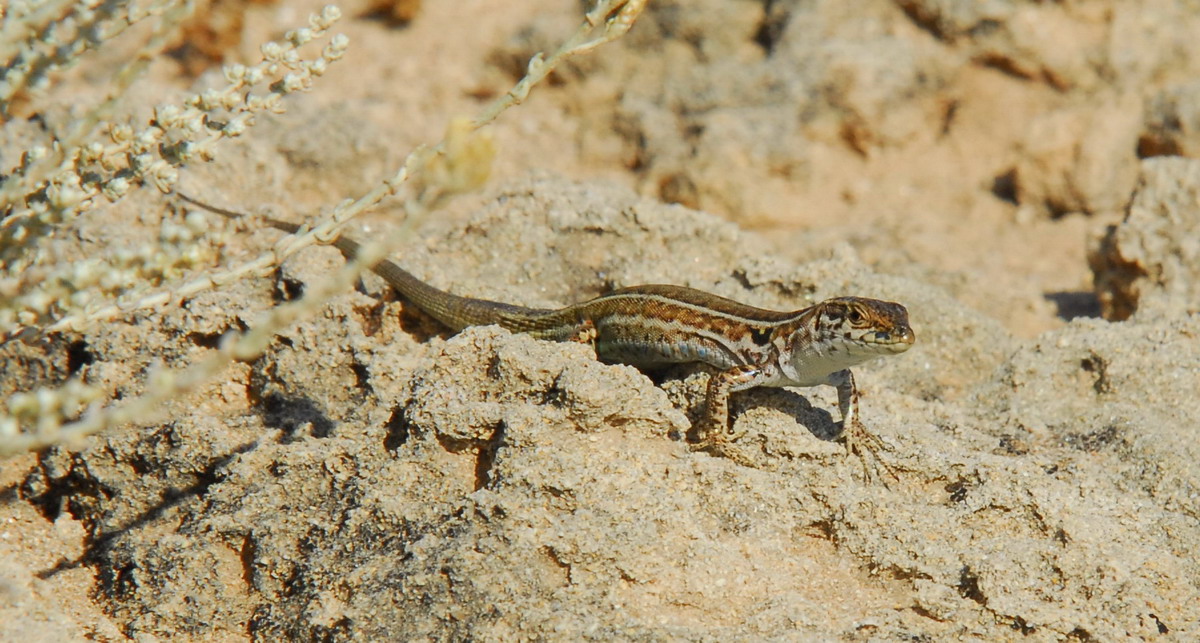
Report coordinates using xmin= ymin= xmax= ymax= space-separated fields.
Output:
xmin=2 ymin=0 xmax=1198 ymax=639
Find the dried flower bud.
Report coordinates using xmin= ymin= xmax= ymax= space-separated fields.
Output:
xmin=287 ymin=28 xmax=313 ymax=46
xmin=223 ymin=63 xmax=247 ymax=84
xmin=261 ymin=41 xmax=283 ymax=61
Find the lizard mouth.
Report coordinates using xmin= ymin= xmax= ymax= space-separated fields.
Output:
xmin=866 ymin=327 xmax=915 ymax=353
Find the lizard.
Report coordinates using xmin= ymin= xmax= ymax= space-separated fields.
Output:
xmin=177 ymin=193 xmax=916 ymax=473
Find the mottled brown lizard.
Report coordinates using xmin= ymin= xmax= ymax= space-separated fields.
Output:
xmin=179 ymin=193 xmax=915 ymax=472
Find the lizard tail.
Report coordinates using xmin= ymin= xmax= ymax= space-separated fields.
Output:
xmin=174 ymin=192 xmax=551 ymax=332
xmin=311 ymin=231 xmax=552 ymax=332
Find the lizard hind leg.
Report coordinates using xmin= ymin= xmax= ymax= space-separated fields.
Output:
xmin=690 ymin=364 xmax=770 ymax=465
xmin=567 ymin=319 xmax=598 ymax=345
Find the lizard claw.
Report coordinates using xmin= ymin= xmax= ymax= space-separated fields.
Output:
xmin=690 ymin=435 xmax=757 ymax=468
xmin=837 ymin=420 xmax=898 ymax=486
xmin=690 ymin=421 xmax=755 ymax=466
xmin=567 ymin=319 xmax=598 ymax=345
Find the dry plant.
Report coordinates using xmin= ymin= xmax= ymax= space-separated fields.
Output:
xmin=0 ymin=0 xmax=649 ymax=455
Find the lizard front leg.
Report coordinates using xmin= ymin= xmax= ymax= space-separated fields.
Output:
xmin=830 ymin=369 xmax=895 ymax=481
xmin=831 ymin=368 xmax=860 ymax=432
xmin=691 ymin=363 xmax=770 ymax=463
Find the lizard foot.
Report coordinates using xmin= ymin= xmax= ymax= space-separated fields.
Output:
xmin=567 ymin=319 xmax=598 ymax=345
xmin=689 ymin=423 xmax=755 ymax=467
xmin=837 ymin=420 xmax=898 ymax=485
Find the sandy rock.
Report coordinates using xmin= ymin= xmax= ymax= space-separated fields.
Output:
xmin=1089 ymin=157 xmax=1200 ymax=320
xmin=1014 ymin=96 xmax=1142 ymax=216
xmin=1141 ymin=82 xmax=1200 ymax=157
xmin=900 ymin=0 xmax=1199 ymax=91
xmin=971 ymin=314 xmax=1200 ymax=503
xmin=18 ymin=174 xmax=1189 ymax=640
xmin=938 ymin=1 xmax=1105 ymax=89
xmin=893 ymin=0 xmax=1019 ymax=42
xmin=7 ymin=0 xmax=1200 ymax=639
xmin=0 ymin=559 xmax=88 ymax=642
xmin=613 ymin=0 xmax=955 ymax=223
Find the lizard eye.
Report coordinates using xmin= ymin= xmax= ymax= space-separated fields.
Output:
xmin=847 ymin=309 xmax=864 ymax=324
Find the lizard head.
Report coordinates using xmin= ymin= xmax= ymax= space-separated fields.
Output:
xmin=812 ymin=296 xmax=915 ymax=362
